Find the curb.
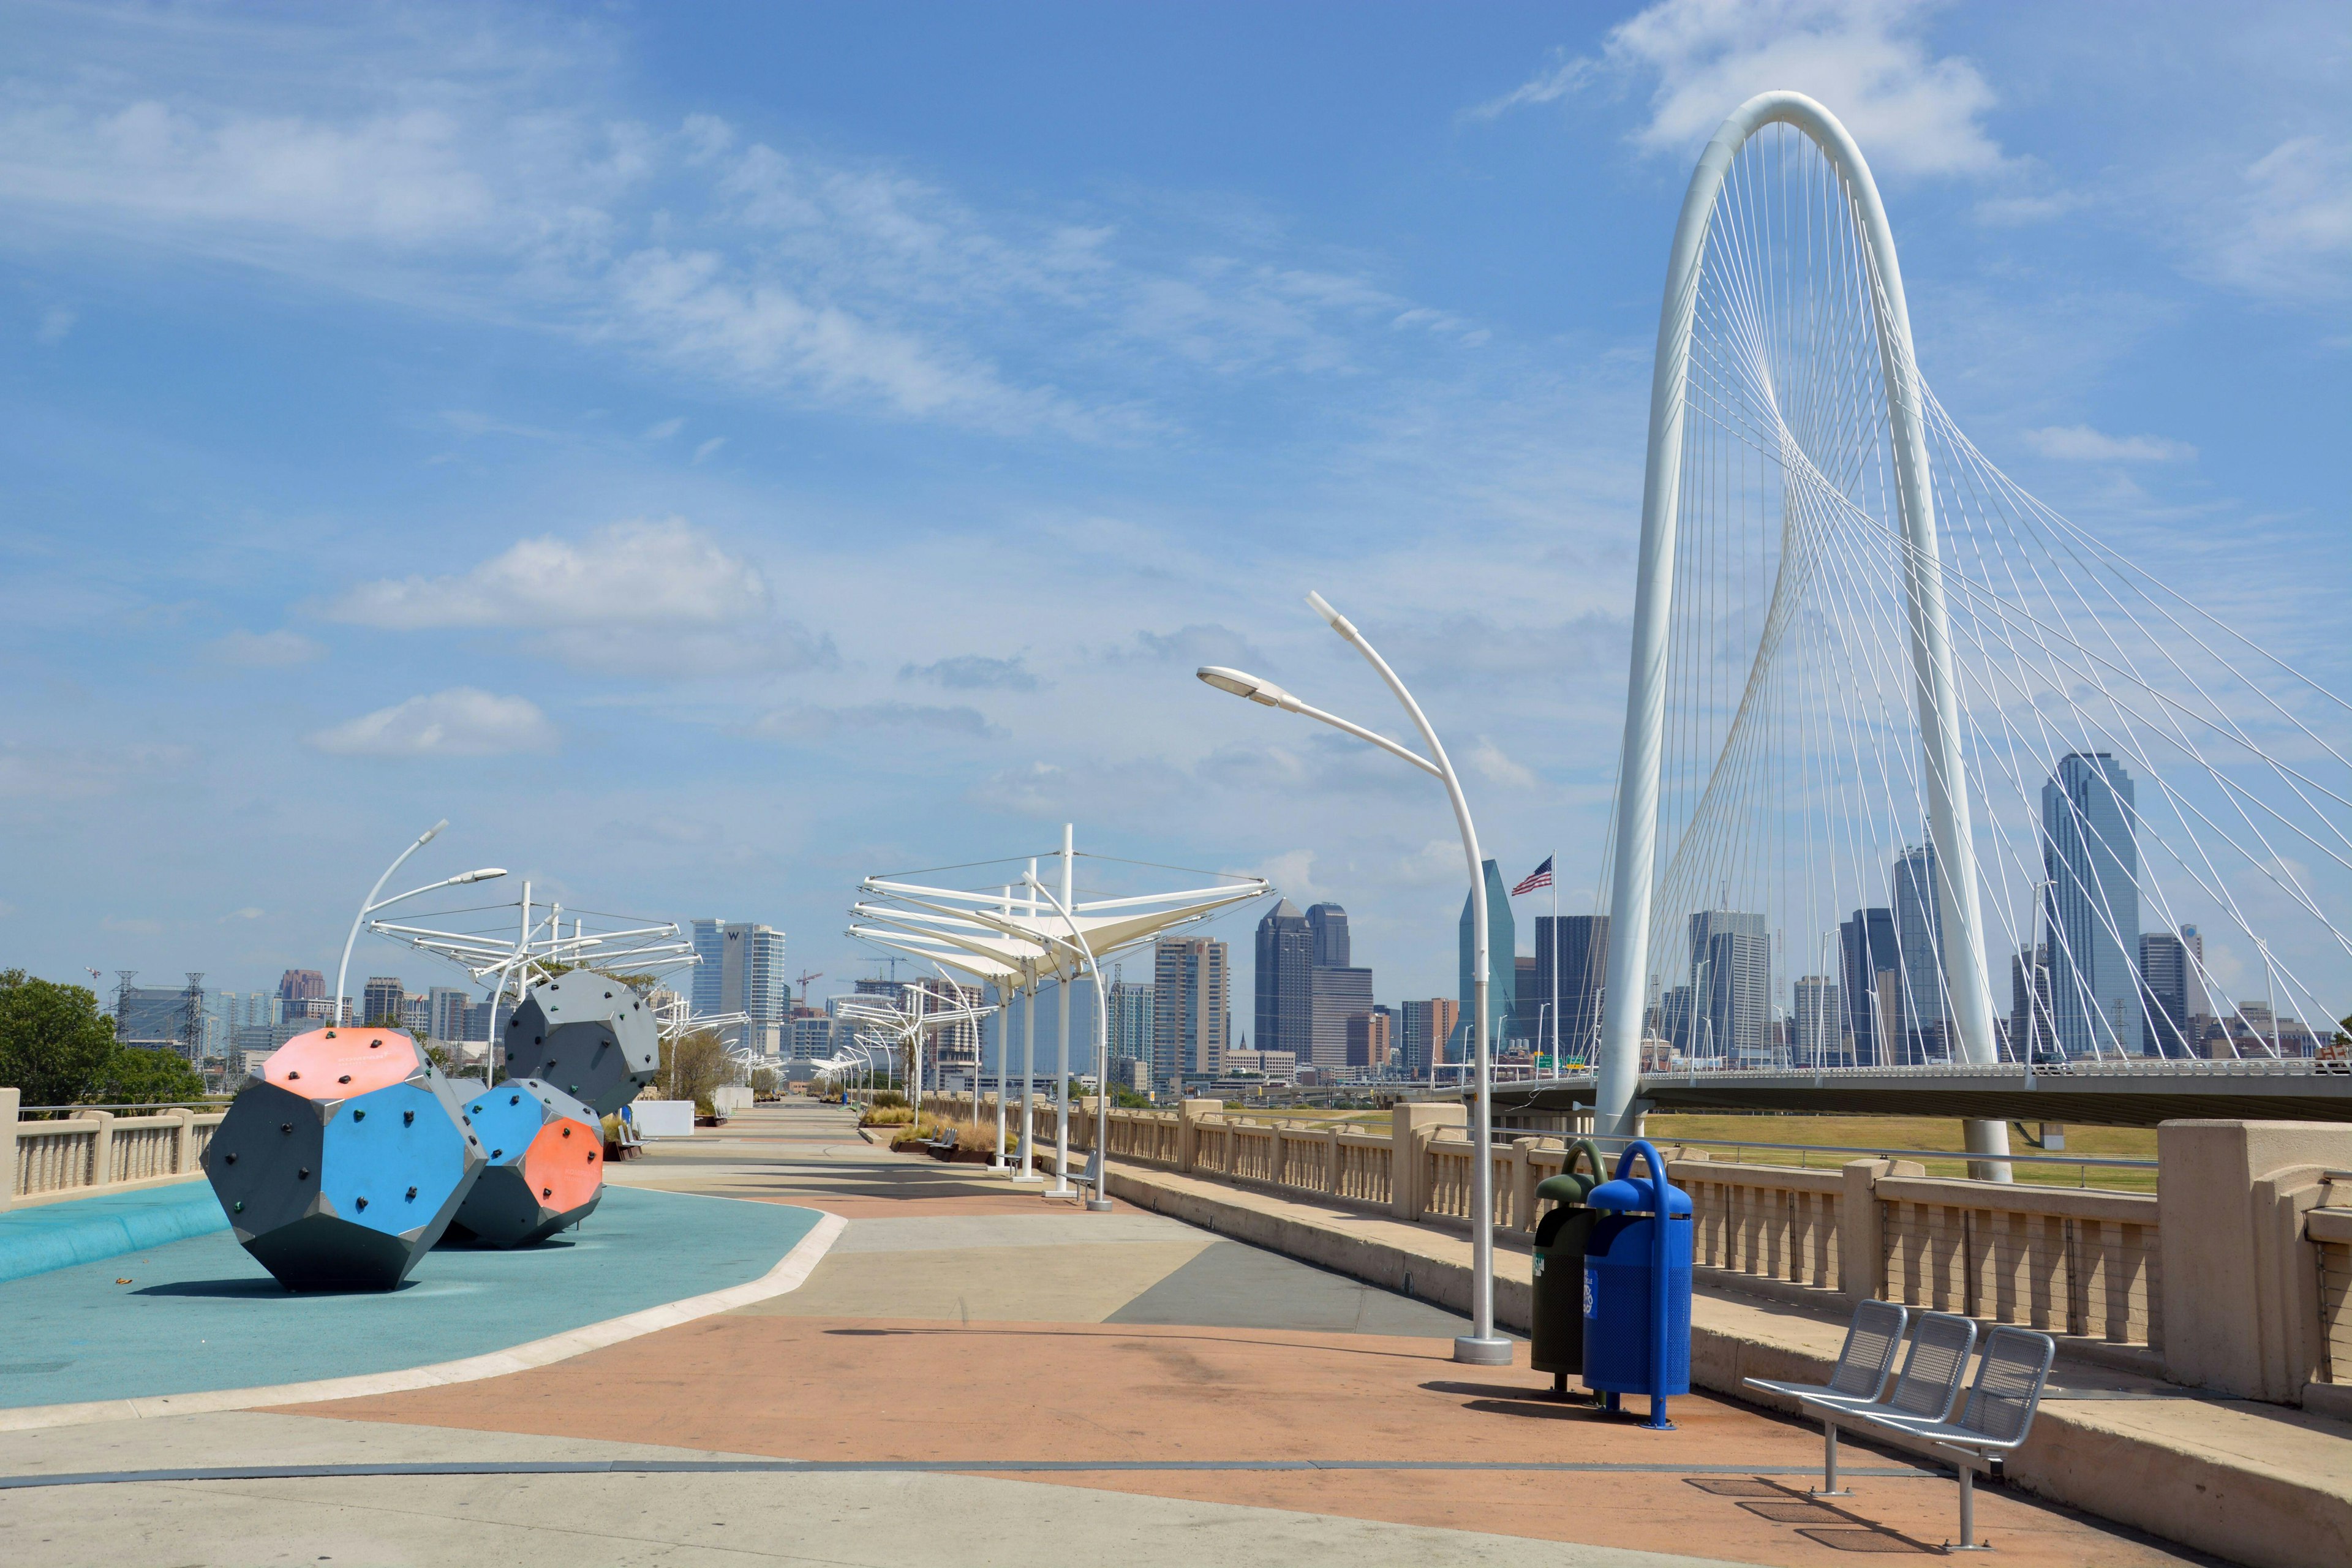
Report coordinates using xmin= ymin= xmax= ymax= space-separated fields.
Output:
xmin=0 ymin=1183 xmax=229 ymax=1286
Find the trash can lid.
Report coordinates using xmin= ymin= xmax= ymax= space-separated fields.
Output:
xmin=1586 ymin=1174 xmax=1694 ymax=1216
xmin=1536 ymin=1172 xmax=1598 ymax=1204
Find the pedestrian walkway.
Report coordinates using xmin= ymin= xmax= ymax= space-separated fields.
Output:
xmin=0 ymin=1101 xmax=2219 ymax=1566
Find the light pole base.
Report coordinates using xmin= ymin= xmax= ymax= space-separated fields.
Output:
xmin=1043 ymin=1179 xmax=1077 ymax=1198
xmin=1452 ymin=1335 xmax=1513 ymax=1366
xmin=1085 ymin=1197 xmax=1114 ymax=1213
xmin=1009 ymin=1169 xmax=1042 ymax=1184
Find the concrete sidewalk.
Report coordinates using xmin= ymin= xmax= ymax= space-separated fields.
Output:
xmin=0 ymin=1101 xmax=2227 ymax=1567
xmin=1100 ymin=1152 xmax=2351 ymax=1568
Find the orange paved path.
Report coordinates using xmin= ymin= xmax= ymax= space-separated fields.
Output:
xmin=269 ymin=1100 xmax=2216 ymax=1567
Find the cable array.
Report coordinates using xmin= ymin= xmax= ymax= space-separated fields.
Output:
xmin=1619 ymin=123 xmax=2348 ymax=1069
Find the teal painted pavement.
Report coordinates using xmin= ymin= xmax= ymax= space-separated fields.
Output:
xmin=0 ymin=1185 xmax=819 ymax=1410
xmin=0 ymin=1182 xmax=228 ymax=1285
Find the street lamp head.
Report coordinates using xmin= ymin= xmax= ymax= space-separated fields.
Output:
xmin=456 ymin=868 xmax=507 ymax=884
xmin=1197 ymin=665 xmax=1299 ymax=711
xmin=1304 ymin=590 xmax=1343 ymax=629
xmin=418 ymin=819 xmax=449 ymax=845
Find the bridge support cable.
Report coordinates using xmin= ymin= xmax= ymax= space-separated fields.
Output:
xmin=1594 ymin=92 xmax=2351 ymax=1146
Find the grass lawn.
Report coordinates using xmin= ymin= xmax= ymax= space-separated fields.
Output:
xmin=1221 ymin=1107 xmax=2157 ymax=1190
xmin=1644 ymin=1114 xmax=2156 ymax=1191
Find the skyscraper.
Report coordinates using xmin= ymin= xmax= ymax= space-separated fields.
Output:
xmin=1153 ymin=935 xmax=1229 ymax=1085
xmin=361 ymin=976 xmax=405 ymax=1027
xmin=1305 ymin=902 xmax=1351 ymax=968
xmin=1106 ymin=974 xmax=1155 ymax=1066
xmin=2011 ymin=943 xmax=2054 ymax=1061
xmin=1399 ymin=998 xmax=1458 ymax=1080
xmin=690 ymin=919 xmax=726 ymax=1018
xmin=1792 ymin=976 xmax=1842 ymax=1065
xmin=1840 ymin=908 xmax=1899 ymax=1066
xmin=1253 ymin=900 xmax=1312 ymax=1060
xmin=2041 ymin=752 xmax=2139 ymax=1057
xmin=692 ymin=919 xmax=790 ymax=1053
xmin=1310 ymin=963 xmax=1373 ymax=1068
xmin=1687 ymin=910 xmax=1768 ymax=1063
xmin=1513 ymin=957 xmax=1539 ymax=1047
xmin=428 ymin=986 xmax=470 ymax=1043
xmin=1891 ymin=845 xmax=1948 ymax=1061
xmin=1456 ymin=860 xmax=1515 ymax=1061
xmin=1289 ymin=899 xmax=1371 ymax=1069
xmin=1534 ymin=914 xmax=1609 ymax=1059
xmin=2138 ymin=930 xmax=2193 ymax=1058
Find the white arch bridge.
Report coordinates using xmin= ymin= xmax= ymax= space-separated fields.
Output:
xmin=1575 ymin=93 xmax=2350 ymax=1157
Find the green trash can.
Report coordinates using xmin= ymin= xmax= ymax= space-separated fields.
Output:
xmin=1530 ymin=1139 xmax=1608 ymax=1397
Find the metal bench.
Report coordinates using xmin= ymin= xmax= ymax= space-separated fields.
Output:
xmin=1845 ymin=1325 xmax=2058 ymax=1553
xmin=1792 ymin=1310 xmax=1978 ymax=1498
xmin=1742 ymin=1298 xmax=1909 ymax=1491
xmin=926 ymin=1127 xmax=962 ymax=1160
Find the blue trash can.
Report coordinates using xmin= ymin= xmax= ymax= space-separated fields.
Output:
xmin=1581 ymin=1139 xmax=1694 ymax=1429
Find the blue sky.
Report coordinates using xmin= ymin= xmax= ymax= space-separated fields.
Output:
xmin=2 ymin=0 xmax=2345 ymax=1016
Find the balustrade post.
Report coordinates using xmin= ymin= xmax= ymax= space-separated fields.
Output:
xmin=1511 ymin=1138 xmax=1536 ymax=1234
xmin=85 ymin=1109 xmax=116 ymax=1191
xmin=1178 ymin=1098 xmax=1221 ymax=1175
xmin=1839 ymin=1158 xmax=1894 ymax=1302
xmin=0 ymin=1087 xmax=17 ymax=1212
xmin=1390 ymin=1101 xmax=1463 ymax=1222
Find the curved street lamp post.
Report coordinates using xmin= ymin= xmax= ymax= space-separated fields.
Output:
xmin=334 ymin=818 xmax=507 ymax=1024
xmin=1023 ymin=867 xmax=1116 ymax=1213
xmin=1196 ymin=590 xmax=1513 ymax=1367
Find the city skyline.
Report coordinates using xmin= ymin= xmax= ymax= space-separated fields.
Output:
xmin=3 ymin=4 xmax=2339 ymax=1025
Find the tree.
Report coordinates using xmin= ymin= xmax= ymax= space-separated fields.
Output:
xmin=100 ymin=1045 xmax=206 ymax=1104
xmin=0 ymin=970 xmax=118 ymax=1109
xmin=659 ymin=1028 xmax=731 ymax=1116
xmin=749 ymin=1067 xmax=779 ymax=1099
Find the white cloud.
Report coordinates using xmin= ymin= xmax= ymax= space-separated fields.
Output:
xmin=34 ymin=305 xmax=75 ymax=344
xmin=2199 ymin=136 xmax=2352 ymax=302
xmin=1464 ymin=53 xmax=1601 ymax=121
xmin=1108 ymin=623 xmax=1269 ymax=670
xmin=751 ymin=701 xmax=994 ymax=741
xmin=1253 ymin=848 xmax=1323 ymax=905
xmin=643 ymin=416 xmax=685 ymax=440
xmin=331 ymin=517 xmax=769 ymax=630
xmin=1478 ymin=0 xmax=2002 ymax=178
xmin=307 ymin=688 xmax=557 ymax=757
xmin=207 ymin=627 xmax=324 ymax=667
xmin=1471 ymin=737 xmax=1539 ymax=789
xmin=0 ymin=9 xmax=1485 ymax=440
xmin=2022 ymin=425 xmax=2196 ymax=464
xmin=692 ymin=436 xmax=725 ymax=463
xmin=900 ymin=654 xmax=1042 ymax=692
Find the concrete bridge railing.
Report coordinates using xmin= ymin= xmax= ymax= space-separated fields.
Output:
xmin=1 ymin=1088 xmax=227 ymax=1210
xmin=932 ymin=1089 xmax=2352 ymax=1414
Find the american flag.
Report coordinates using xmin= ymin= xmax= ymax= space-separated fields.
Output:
xmin=1510 ymin=856 xmax=1553 ymax=897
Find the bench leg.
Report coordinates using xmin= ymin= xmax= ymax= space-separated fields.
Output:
xmin=1947 ymin=1462 xmax=1992 ymax=1553
xmin=1812 ymin=1420 xmax=1850 ymax=1498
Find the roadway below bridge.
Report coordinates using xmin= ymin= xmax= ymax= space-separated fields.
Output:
xmin=0 ymin=1100 xmax=2222 ymax=1567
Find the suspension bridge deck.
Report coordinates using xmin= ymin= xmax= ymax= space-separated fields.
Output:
xmin=1490 ymin=1060 xmax=2352 ymax=1126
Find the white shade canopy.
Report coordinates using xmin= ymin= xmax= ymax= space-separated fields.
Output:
xmin=859 ymin=875 xmax=1267 ymax=978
